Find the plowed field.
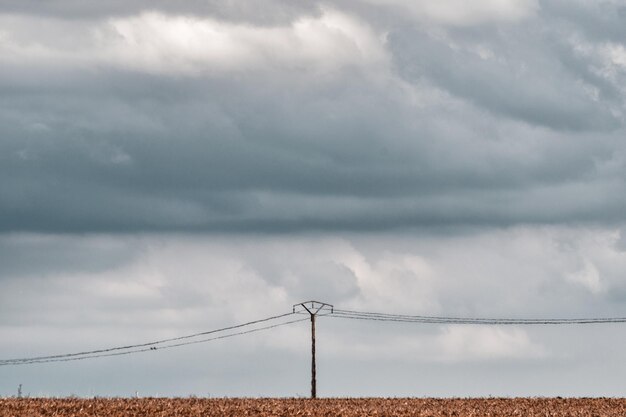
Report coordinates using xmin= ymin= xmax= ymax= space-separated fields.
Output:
xmin=2 ymin=397 xmax=625 ymax=416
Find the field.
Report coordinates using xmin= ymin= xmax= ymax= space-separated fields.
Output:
xmin=2 ymin=398 xmax=626 ymax=416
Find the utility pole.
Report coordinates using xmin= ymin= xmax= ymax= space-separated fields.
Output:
xmin=293 ymin=301 xmax=333 ymax=399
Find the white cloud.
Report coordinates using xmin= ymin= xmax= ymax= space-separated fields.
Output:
xmin=0 ymin=9 xmax=388 ymax=75
xmin=338 ymin=249 xmax=439 ymax=313
xmin=101 ymin=9 xmax=388 ymax=74
xmin=325 ymin=324 xmax=545 ymax=363
xmin=571 ymin=37 xmax=626 ymax=102
xmin=566 ymin=258 xmax=603 ymax=294
xmin=5 ymin=226 xmax=626 ymax=331
xmin=605 ymin=43 xmax=626 ymax=70
xmin=435 ymin=325 xmax=545 ymax=361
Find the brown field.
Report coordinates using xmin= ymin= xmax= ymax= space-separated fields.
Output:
xmin=2 ymin=398 xmax=626 ymax=417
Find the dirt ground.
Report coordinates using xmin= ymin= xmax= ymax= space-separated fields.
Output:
xmin=2 ymin=397 xmax=626 ymax=416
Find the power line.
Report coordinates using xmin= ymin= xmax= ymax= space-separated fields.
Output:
xmin=329 ymin=308 xmax=626 ymax=325
xmin=5 ymin=303 xmax=626 ymax=368
xmin=1 ymin=316 xmax=308 ymax=366
xmin=0 ymin=312 xmax=296 ymax=366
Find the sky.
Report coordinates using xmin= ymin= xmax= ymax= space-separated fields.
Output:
xmin=2 ymin=0 xmax=626 ymax=397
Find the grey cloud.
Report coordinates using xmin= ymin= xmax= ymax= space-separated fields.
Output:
xmin=1 ymin=1 xmax=626 ymax=234
xmin=240 ymin=251 xmax=360 ymax=302
xmin=0 ymin=0 xmax=321 ymax=25
xmin=1 ymin=69 xmax=624 ymax=232
xmin=389 ymin=25 xmax=621 ymax=131
xmin=0 ymin=235 xmax=137 ymax=278
xmin=541 ymin=0 xmax=626 ymax=44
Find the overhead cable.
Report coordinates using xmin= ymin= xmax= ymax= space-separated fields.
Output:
xmin=0 ymin=312 xmax=295 ymax=365
xmin=329 ymin=308 xmax=626 ymax=325
xmin=1 ymin=317 xmax=308 ymax=366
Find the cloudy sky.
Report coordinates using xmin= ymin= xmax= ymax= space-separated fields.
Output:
xmin=2 ymin=0 xmax=626 ymax=397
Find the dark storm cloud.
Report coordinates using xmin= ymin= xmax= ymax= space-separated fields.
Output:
xmin=1 ymin=0 xmax=625 ymax=233
xmin=0 ymin=235 xmax=137 ymax=278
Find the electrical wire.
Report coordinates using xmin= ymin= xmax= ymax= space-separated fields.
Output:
xmin=328 ymin=309 xmax=626 ymax=325
xmin=5 ymin=303 xmax=626 ymax=367
xmin=0 ymin=312 xmax=295 ymax=365
xmin=0 ymin=317 xmax=308 ymax=366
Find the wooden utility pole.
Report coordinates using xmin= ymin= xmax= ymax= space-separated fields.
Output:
xmin=311 ymin=312 xmax=316 ymax=398
xmin=293 ymin=301 xmax=333 ymax=399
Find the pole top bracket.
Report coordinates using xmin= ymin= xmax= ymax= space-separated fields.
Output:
xmin=293 ymin=300 xmax=334 ymax=315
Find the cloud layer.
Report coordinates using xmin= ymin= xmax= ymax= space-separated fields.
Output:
xmin=1 ymin=0 xmax=625 ymax=233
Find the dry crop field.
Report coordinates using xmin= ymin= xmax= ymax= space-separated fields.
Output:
xmin=2 ymin=398 xmax=626 ymax=416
